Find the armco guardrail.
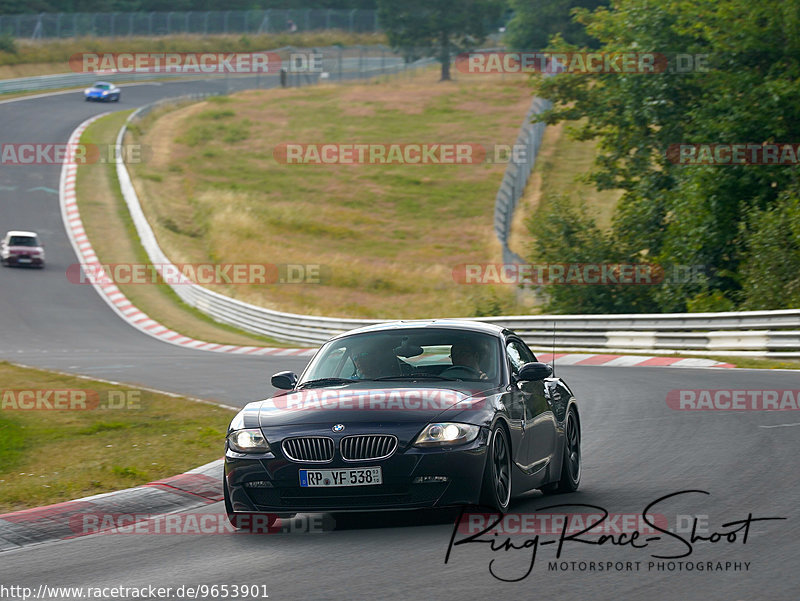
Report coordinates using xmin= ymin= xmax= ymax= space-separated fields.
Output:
xmin=111 ymin=97 xmax=800 ymax=356
xmin=494 ymin=95 xmax=550 ymax=265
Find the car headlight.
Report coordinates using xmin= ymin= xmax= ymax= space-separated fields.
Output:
xmin=414 ymin=422 xmax=480 ymax=447
xmin=227 ymin=428 xmax=270 ymax=453
xmin=84 ymin=88 xmax=91 ymax=94
xmin=101 ymin=90 xmax=109 ymax=95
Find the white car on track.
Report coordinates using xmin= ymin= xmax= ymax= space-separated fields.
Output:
xmin=1 ymin=230 xmax=45 ymax=268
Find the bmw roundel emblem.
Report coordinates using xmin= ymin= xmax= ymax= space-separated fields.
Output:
xmin=332 ymin=424 xmax=345 ymax=432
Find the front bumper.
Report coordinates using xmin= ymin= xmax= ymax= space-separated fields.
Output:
xmin=5 ymin=255 xmax=43 ymax=266
xmin=225 ymin=426 xmax=490 ymax=513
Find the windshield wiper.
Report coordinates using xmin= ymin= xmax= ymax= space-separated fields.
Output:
xmin=372 ymin=374 xmax=459 ymax=381
xmin=297 ymin=377 xmax=358 ymax=389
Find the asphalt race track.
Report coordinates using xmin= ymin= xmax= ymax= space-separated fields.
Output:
xmin=0 ymin=79 xmax=798 ymax=600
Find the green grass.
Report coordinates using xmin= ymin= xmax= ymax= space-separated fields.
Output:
xmin=0 ymin=361 xmax=235 ymax=513
xmin=0 ymin=415 xmax=27 ymax=472
xmin=712 ymin=356 xmax=800 ymax=370
xmin=534 ymin=121 xmax=622 ymax=229
xmin=509 ymin=120 xmax=623 ymax=260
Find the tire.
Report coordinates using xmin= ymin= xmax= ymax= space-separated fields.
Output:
xmin=479 ymin=424 xmax=512 ymax=511
xmin=540 ymin=409 xmax=581 ymax=494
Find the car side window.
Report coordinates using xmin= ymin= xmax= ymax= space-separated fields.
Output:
xmin=506 ymin=340 xmax=535 ymax=375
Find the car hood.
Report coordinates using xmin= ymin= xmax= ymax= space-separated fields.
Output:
xmin=255 ymin=382 xmax=493 ymax=427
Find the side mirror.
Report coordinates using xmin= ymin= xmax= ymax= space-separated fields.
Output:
xmin=517 ymin=362 xmax=553 ymax=382
xmin=271 ymin=371 xmax=298 ymax=390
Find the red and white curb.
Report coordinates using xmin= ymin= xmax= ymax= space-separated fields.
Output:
xmin=535 ymin=352 xmax=733 ymax=369
xmin=60 ymin=114 xmax=314 ymax=358
xmin=0 ymin=459 xmax=224 ymax=551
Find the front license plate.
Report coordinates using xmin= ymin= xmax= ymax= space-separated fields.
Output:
xmin=299 ymin=467 xmax=382 ymax=487
xmin=18 ymin=258 xmax=31 ymax=263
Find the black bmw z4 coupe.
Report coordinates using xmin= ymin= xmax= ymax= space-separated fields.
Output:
xmin=223 ymin=319 xmax=581 ymax=525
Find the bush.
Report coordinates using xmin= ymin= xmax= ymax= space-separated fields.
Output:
xmin=0 ymin=33 xmax=17 ymax=55
xmin=739 ymin=197 xmax=800 ymax=309
xmin=525 ymin=195 xmax=659 ymax=313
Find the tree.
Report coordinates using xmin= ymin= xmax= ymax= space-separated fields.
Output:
xmin=527 ymin=0 xmax=800 ymax=312
xmin=505 ymin=0 xmax=608 ymax=51
xmin=525 ymin=195 xmax=658 ymax=314
xmin=739 ymin=196 xmax=800 ymax=309
xmin=377 ymin=0 xmax=504 ymax=81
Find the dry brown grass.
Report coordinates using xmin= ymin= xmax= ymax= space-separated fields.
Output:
xmin=127 ymin=70 xmax=539 ymax=318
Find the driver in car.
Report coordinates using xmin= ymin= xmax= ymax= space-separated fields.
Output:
xmin=353 ymin=347 xmax=400 ymax=379
xmin=449 ymin=343 xmax=488 ymax=380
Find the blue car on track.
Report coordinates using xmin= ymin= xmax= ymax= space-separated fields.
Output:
xmin=84 ymin=82 xmax=121 ymax=102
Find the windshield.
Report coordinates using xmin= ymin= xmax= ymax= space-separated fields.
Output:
xmin=94 ymin=84 xmax=111 ymax=90
xmin=9 ymin=236 xmax=38 ymax=247
xmin=301 ymin=328 xmax=502 ymax=384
